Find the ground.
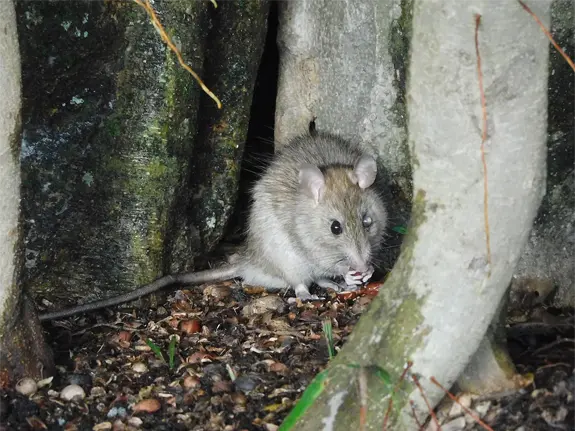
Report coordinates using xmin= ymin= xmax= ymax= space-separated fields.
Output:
xmin=0 ymin=279 xmax=573 ymax=431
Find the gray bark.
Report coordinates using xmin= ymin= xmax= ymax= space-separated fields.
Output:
xmin=0 ymin=0 xmax=54 ymax=382
xmin=285 ymin=0 xmax=550 ymax=429
xmin=16 ymin=0 xmax=268 ymax=310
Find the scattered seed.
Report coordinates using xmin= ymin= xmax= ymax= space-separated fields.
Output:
xmin=131 ymin=362 xmax=148 ymax=373
xmin=60 ymin=384 xmax=86 ymax=401
xmin=180 ymin=319 xmax=201 ymax=334
xmin=133 ymin=398 xmax=161 ymax=413
xmin=15 ymin=377 xmax=37 ymax=396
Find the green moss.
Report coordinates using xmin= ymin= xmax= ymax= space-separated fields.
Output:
xmin=104 ymin=116 xmax=121 ymax=138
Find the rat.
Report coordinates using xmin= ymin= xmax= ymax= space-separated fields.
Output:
xmin=39 ymin=132 xmax=387 ymax=321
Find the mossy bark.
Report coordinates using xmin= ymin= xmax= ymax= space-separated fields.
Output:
xmin=167 ymin=0 xmax=270 ymax=272
xmin=16 ymin=0 xmax=268 ymax=308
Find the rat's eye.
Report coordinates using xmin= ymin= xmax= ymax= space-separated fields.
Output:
xmin=331 ymin=220 xmax=343 ymax=235
xmin=362 ymin=215 xmax=373 ymax=228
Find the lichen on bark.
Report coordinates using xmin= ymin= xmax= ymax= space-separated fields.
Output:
xmin=16 ymin=0 xmax=269 ymax=308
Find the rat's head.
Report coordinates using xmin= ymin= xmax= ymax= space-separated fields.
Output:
xmin=296 ymin=155 xmax=387 ymax=275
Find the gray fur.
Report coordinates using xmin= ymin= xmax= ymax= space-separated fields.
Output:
xmin=238 ymin=133 xmax=387 ymax=299
xmin=40 ymin=133 xmax=387 ymax=320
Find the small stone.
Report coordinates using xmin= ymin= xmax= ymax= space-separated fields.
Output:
xmin=128 ymin=417 xmax=143 ymax=427
xmin=15 ymin=378 xmax=37 ymax=396
xmin=107 ymin=407 xmax=119 ymax=418
xmin=92 ymin=422 xmax=113 ymax=430
xmin=474 ymin=401 xmax=491 ymax=418
xmin=131 ymin=362 xmax=148 ymax=373
xmin=60 ymin=384 xmax=86 ymax=401
xmin=112 ymin=419 xmax=126 ymax=431
xmin=441 ymin=417 xmax=466 ymax=431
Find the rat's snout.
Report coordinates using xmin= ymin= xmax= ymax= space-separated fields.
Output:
xmin=352 ymin=262 xmax=369 ymax=273
xmin=347 ymin=253 xmax=370 ymax=273
xmin=346 ymin=243 xmax=371 ymax=273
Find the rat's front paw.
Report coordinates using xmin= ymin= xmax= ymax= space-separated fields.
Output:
xmin=344 ymin=266 xmax=375 ymax=286
xmin=361 ymin=265 xmax=375 ymax=283
xmin=344 ymin=271 xmax=364 ymax=286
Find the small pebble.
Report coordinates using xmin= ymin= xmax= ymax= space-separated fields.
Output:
xmin=131 ymin=362 xmax=148 ymax=373
xmin=128 ymin=417 xmax=143 ymax=427
xmin=60 ymin=384 xmax=86 ymax=401
xmin=15 ymin=378 xmax=37 ymax=396
xmin=92 ymin=422 xmax=112 ymax=430
xmin=441 ymin=417 xmax=466 ymax=431
xmin=107 ymin=407 xmax=120 ymax=418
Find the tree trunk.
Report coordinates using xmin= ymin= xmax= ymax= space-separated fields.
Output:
xmin=286 ymin=0 xmax=550 ymax=429
xmin=15 ymin=0 xmax=269 ymax=310
xmin=0 ymin=0 xmax=54 ymax=385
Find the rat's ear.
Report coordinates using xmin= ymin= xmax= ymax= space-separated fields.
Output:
xmin=299 ymin=164 xmax=325 ymax=203
xmin=348 ymin=155 xmax=377 ymax=189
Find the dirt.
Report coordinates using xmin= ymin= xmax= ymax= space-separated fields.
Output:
xmin=0 ymin=279 xmax=573 ymax=431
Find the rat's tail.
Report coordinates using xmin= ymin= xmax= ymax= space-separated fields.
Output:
xmin=39 ymin=265 xmax=240 ymax=322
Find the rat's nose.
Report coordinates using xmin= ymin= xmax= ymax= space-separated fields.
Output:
xmin=352 ymin=262 xmax=369 ymax=273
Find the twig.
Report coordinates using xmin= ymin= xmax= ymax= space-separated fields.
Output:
xmin=383 ymin=361 xmax=413 ymax=430
xmin=132 ymin=0 xmax=222 ymax=109
xmin=474 ymin=13 xmax=491 ymax=268
xmin=412 ymin=374 xmax=440 ymax=430
xmin=409 ymin=400 xmax=424 ymax=430
xmin=518 ymin=0 xmax=575 ymax=72
xmin=430 ymin=377 xmax=495 ymax=431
